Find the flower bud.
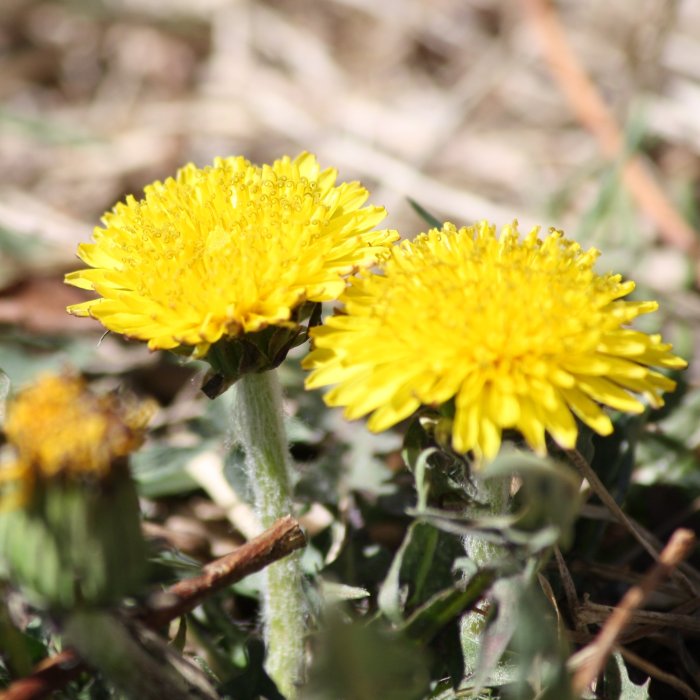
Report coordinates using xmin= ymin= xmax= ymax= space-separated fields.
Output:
xmin=0 ymin=373 xmax=154 ymax=608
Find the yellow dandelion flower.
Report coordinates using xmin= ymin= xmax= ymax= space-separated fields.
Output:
xmin=1 ymin=373 xmax=153 ymax=503
xmin=65 ymin=152 xmax=397 ymax=357
xmin=303 ymin=221 xmax=687 ymax=462
xmin=0 ymin=372 xmax=153 ymax=606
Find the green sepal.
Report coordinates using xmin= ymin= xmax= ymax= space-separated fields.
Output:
xmin=201 ymin=301 xmax=321 ymax=398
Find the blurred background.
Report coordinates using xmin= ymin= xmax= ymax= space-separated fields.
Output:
xmin=2 ymin=0 xmax=700 ymax=350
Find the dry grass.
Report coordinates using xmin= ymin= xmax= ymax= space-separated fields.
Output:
xmin=2 ymin=0 xmax=699 ymax=259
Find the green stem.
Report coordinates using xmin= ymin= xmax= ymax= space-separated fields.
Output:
xmin=462 ymin=476 xmax=510 ymax=568
xmin=461 ymin=475 xmax=510 ymax=662
xmin=232 ymin=370 xmax=306 ymax=699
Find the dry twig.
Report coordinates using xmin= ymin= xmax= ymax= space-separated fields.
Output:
xmin=570 ymin=528 xmax=696 ymax=695
xmin=143 ymin=515 xmax=306 ymax=628
xmin=521 ymin=0 xmax=700 ymax=261
xmin=567 ymin=448 xmax=699 ymax=597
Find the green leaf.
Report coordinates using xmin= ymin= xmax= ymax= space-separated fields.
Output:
xmin=408 ymin=198 xmax=443 ymax=229
xmin=401 ymin=571 xmax=495 ymax=644
xmin=409 ymin=506 xmax=568 ymax=583
xmin=378 ymin=521 xmax=463 ymax=624
xmin=402 ymin=413 xmax=434 ymax=471
xmin=171 ymin=616 xmax=188 ymax=652
xmin=303 ymin=615 xmax=431 ymax=700
xmin=588 ymin=413 xmax=644 ymax=501
xmin=131 ymin=444 xmax=204 ymax=498
xmin=503 ymin=574 xmax=575 ymax=700
xmin=458 ymin=562 xmax=575 ymax=698
xmin=601 ymin=653 xmax=651 ymax=700
xmin=320 ymin=581 xmax=370 ymax=602
xmin=0 ymin=335 xmax=100 ymax=387
xmin=0 ymin=596 xmax=39 ymax=678
xmin=402 ymin=416 xmax=471 ymax=508
xmin=413 ymin=447 xmax=438 ymax=512
xmin=218 ymin=638 xmax=285 ymax=700
xmin=483 ymin=447 xmax=583 ymax=548
xmin=465 ymin=578 xmax=521 ymax=688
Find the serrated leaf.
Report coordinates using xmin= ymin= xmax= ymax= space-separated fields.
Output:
xmin=602 ymin=653 xmax=651 ymax=700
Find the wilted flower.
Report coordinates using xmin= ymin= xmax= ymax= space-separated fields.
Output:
xmin=304 ymin=221 xmax=686 ymax=461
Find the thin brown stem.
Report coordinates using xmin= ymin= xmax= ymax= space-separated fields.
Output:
xmin=566 ymin=448 xmax=699 ymax=597
xmin=143 ymin=514 xmax=306 ymax=628
xmin=618 ymin=597 xmax=700 ymax=644
xmin=553 ymin=545 xmax=585 ymax=633
xmin=521 ymin=0 xmax=700 ymax=262
xmin=571 ymin=528 xmax=696 ymax=695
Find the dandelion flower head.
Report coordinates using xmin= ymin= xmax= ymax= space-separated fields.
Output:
xmin=304 ymin=221 xmax=687 ymax=462
xmin=2 ymin=373 xmax=152 ymax=497
xmin=65 ymin=153 xmax=397 ymax=356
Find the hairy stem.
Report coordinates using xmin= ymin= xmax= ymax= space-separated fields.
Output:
xmin=232 ymin=370 xmax=306 ymax=699
xmin=461 ymin=475 xmax=510 ymax=664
